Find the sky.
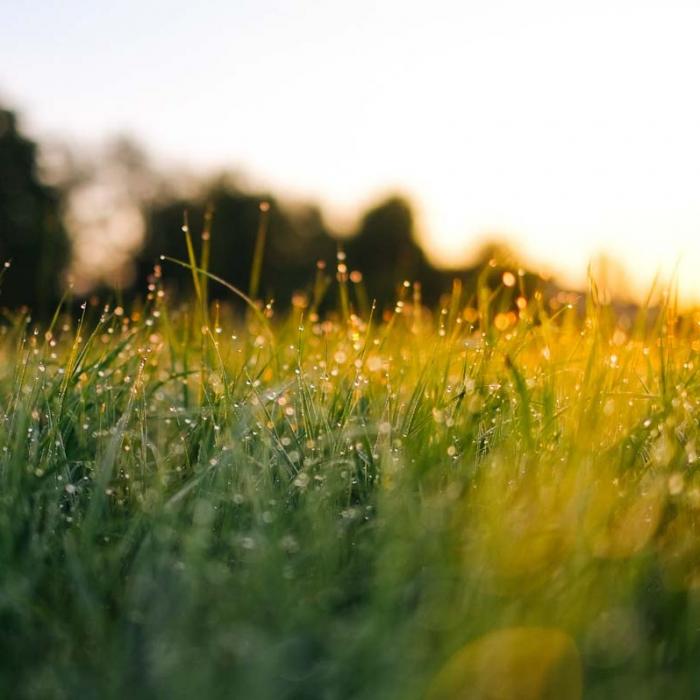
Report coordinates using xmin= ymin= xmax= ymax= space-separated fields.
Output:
xmin=2 ymin=0 xmax=700 ymax=299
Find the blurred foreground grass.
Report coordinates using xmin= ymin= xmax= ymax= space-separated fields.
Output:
xmin=2 ymin=254 xmax=700 ymax=699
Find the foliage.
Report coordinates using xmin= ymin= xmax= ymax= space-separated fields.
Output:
xmin=0 ymin=107 xmax=71 ymax=312
xmin=135 ymin=185 xmax=336 ymax=304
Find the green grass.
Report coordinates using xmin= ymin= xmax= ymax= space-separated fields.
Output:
xmin=2 ymin=258 xmax=700 ymax=699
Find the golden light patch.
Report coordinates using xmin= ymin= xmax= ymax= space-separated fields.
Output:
xmin=428 ymin=627 xmax=582 ymax=700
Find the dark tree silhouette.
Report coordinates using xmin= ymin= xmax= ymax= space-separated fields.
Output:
xmin=134 ymin=180 xmax=335 ymax=305
xmin=0 ymin=107 xmax=70 ymax=312
xmin=344 ymin=195 xmax=445 ymax=304
xmin=80 ymin=140 xmax=551 ymax=313
xmin=134 ymin=187 xmax=546 ymax=312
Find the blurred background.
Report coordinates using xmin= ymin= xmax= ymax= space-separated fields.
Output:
xmin=1 ymin=0 xmax=700 ymax=312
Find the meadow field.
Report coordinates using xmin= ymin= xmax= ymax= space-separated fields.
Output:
xmin=2 ymin=246 xmax=700 ymax=699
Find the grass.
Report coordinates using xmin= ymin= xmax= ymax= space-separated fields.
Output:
xmin=2 ymin=249 xmax=700 ymax=699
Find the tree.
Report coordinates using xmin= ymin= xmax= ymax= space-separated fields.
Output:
xmin=134 ymin=179 xmax=336 ymax=306
xmin=344 ymin=195 xmax=444 ymax=305
xmin=0 ymin=107 xmax=70 ymax=312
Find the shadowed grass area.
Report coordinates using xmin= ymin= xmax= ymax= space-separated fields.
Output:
xmin=1 ymin=254 xmax=700 ymax=699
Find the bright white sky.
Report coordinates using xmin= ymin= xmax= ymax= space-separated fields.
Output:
xmin=2 ymin=0 xmax=700 ymax=299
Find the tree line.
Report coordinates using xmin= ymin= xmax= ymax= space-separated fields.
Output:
xmin=0 ymin=105 xmax=546 ymax=316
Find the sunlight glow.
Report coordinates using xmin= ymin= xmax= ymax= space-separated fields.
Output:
xmin=2 ymin=0 xmax=700 ymax=299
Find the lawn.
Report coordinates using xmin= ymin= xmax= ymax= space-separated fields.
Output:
xmin=1 ymin=254 xmax=699 ymax=698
